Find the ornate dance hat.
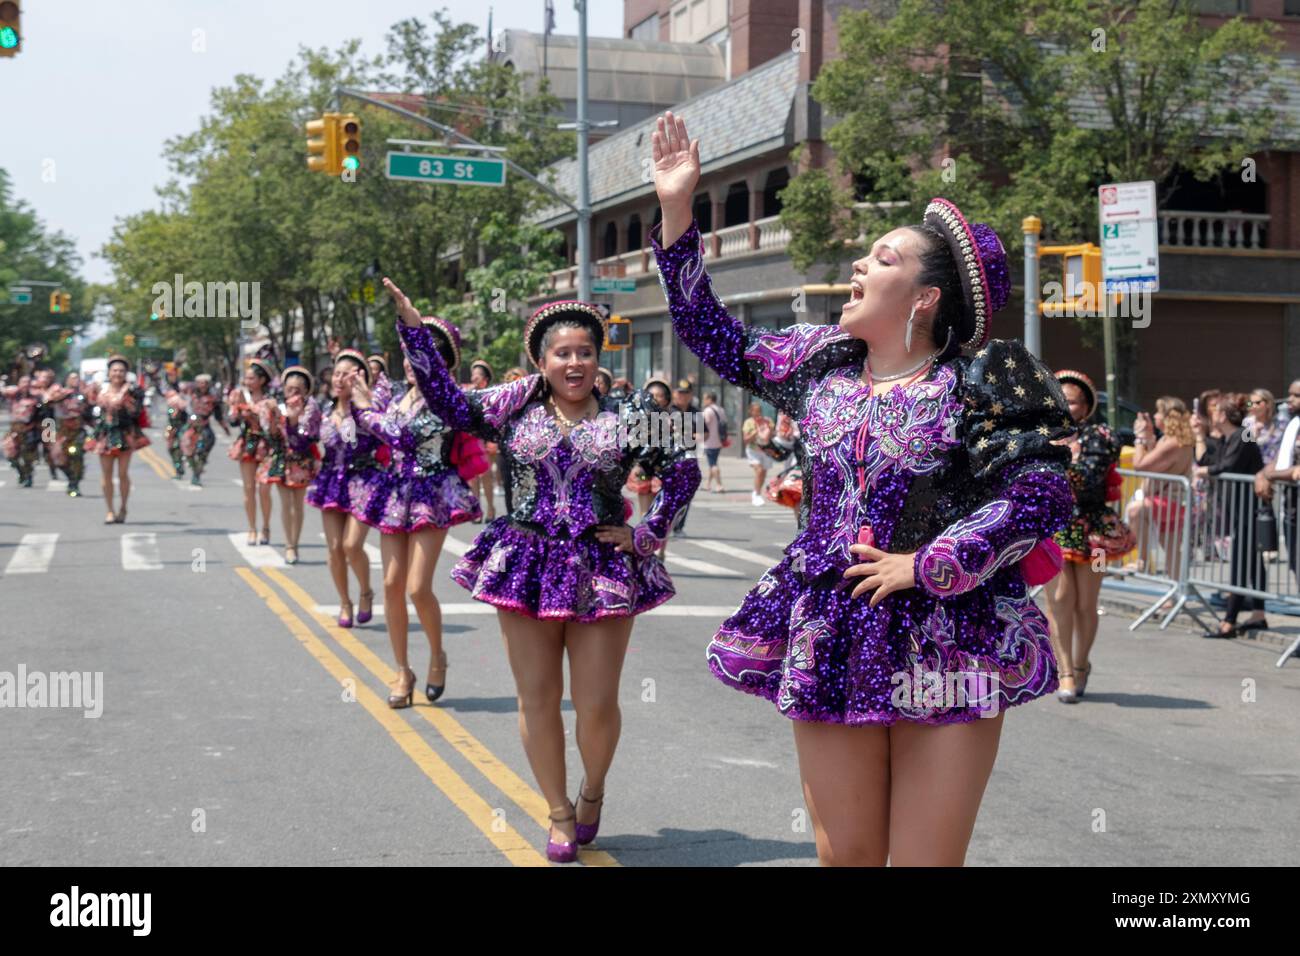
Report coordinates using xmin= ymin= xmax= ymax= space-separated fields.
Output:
xmin=643 ymin=376 xmax=671 ymax=394
xmin=470 ymin=358 xmax=494 ymax=382
xmin=281 ymin=365 xmax=314 ymax=393
xmin=194 ymin=373 xmax=213 ymax=386
xmin=246 ymin=357 xmax=275 ymax=382
xmin=524 ymin=301 xmax=608 ymax=366
xmin=106 ymin=354 xmax=130 ymax=370
xmin=366 ymin=354 xmax=388 ymax=375
xmin=922 ymin=198 xmax=1011 ymax=350
xmin=422 ymin=316 xmax=462 ymax=372
xmin=334 ymin=348 xmax=372 ymax=384
xmin=1054 ymin=369 xmax=1097 ymax=418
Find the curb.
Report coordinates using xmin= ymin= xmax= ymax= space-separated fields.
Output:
xmin=1098 ymin=591 xmax=1300 ymax=654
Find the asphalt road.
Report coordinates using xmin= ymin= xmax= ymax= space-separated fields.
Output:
xmin=2 ymin=424 xmax=1297 ymax=866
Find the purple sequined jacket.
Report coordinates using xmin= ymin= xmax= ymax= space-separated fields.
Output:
xmin=397 ymin=321 xmax=700 ymax=554
xmin=652 ymin=220 xmax=1076 ymax=599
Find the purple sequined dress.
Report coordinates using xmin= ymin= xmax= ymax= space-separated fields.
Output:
xmin=350 ymin=363 xmax=481 ymax=534
xmin=396 ymin=321 xmax=701 ymax=621
xmin=305 ymin=393 xmax=388 ymax=521
xmin=652 ymin=221 xmax=1077 ymax=725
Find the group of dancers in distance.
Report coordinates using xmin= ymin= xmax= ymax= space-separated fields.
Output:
xmin=2 ymin=109 xmax=1125 ymax=866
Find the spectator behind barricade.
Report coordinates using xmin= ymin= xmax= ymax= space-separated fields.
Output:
xmin=1193 ymin=388 xmax=1222 ymax=465
xmin=1195 ymin=392 xmax=1267 ymax=638
xmin=609 ymin=377 xmax=631 ymax=400
xmin=1128 ymin=396 xmax=1195 ymax=585
xmin=1254 ymin=379 xmax=1300 ymax=654
xmin=669 ymin=380 xmax=699 ymax=537
xmin=1247 ymin=388 xmax=1285 ymax=464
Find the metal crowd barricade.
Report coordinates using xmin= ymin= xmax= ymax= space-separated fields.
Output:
xmin=1109 ymin=468 xmax=1206 ymax=632
xmin=1188 ymin=473 xmax=1300 ymax=667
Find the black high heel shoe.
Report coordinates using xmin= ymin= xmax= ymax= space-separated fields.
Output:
xmin=425 ymin=650 xmax=448 ymax=703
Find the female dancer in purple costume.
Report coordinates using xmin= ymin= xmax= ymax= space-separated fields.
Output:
xmin=306 ymin=351 xmax=384 ymax=628
xmin=381 ymin=276 xmax=701 ymax=863
xmin=227 ymin=359 xmax=275 ymax=545
xmin=651 ymin=112 xmax=1076 ymax=866
xmin=347 ymin=319 xmax=481 ymax=709
xmin=265 ymin=367 xmax=323 ymax=565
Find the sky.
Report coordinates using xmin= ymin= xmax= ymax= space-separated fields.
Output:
xmin=0 ymin=1 xmax=624 ymax=286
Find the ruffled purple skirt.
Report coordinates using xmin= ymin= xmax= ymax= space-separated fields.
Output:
xmin=307 ymin=466 xmax=366 ymax=517
xmin=353 ymin=468 xmax=480 ymax=534
xmin=451 ymin=519 xmax=675 ymax=621
xmin=706 ymin=553 xmax=1060 ymax=726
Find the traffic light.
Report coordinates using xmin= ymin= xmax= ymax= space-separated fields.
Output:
xmin=606 ymin=315 xmax=631 ymax=350
xmin=306 ymin=112 xmax=346 ymax=175
xmin=124 ymin=334 xmax=136 ymax=348
xmin=0 ymin=2 xmax=20 ymax=58
xmin=60 ymin=291 xmax=71 ymax=313
xmin=61 ymin=329 xmax=73 ymax=345
xmin=50 ymin=291 xmax=60 ymax=313
xmin=340 ymin=113 xmax=361 ymax=172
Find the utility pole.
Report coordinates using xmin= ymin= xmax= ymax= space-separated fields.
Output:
xmin=575 ymin=0 xmax=591 ymax=304
xmin=1023 ymin=216 xmax=1041 ymax=358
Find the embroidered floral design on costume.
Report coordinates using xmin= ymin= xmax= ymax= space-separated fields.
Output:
xmin=917 ymin=500 xmax=1038 ymax=596
xmin=745 ymin=325 xmax=853 ymax=383
xmin=858 ymin=365 xmax=961 ymax=490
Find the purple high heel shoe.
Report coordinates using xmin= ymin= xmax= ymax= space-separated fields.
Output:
xmin=575 ymin=780 xmax=603 ymax=846
xmin=356 ymin=589 xmax=374 ymax=625
xmin=337 ymin=600 xmax=354 ymax=629
xmin=547 ymin=806 xmax=579 ymax=863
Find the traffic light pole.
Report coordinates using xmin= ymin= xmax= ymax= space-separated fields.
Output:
xmin=575 ymin=0 xmax=591 ymax=305
xmin=334 ymin=87 xmax=580 ymax=217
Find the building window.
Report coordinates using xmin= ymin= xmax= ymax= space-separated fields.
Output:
xmin=724 ymin=182 xmax=749 ymax=227
xmin=763 ymin=169 xmax=790 ymax=218
xmin=1192 ymin=0 xmax=1248 ymax=12
xmin=603 ymin=221 xmax=618 ymax=259
xmin=629 ymin=14 xmax=659 ymax=41
xmin=1286 ymin=0 xmax=1300 ymax=13
xmin=627 ymin=214 xmax=643 ymax=251
xmin=693 ymin=194 xmax=712 ymax=233
xmin=632 ymin=331 xmax=664 ymax=388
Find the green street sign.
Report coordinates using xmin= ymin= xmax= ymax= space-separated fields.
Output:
xmin=385 ymin=152 xmax=506 ymax=187
xmin=591 ymin=278 xmax=637 ymax=295
xmin=138 ymin=336 xmax=159 ymax=348
xmin=10 ymin=291 xmax=33 ymax=304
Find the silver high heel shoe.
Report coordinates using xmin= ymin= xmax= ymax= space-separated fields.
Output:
xmin=1056 ymin=669 xmax=1078 ymax=704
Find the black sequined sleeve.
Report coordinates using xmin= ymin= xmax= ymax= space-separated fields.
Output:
xmin=621 ymin=388 xmax=702 ymax=556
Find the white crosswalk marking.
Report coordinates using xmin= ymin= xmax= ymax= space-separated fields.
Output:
xmin=662 ymin=553 xmax=744 ymax=577
xmin=46 ymin=480 xmax=68 ymax=493
xmin=120 ymin=533 xmax=163 ymax=571
xmin=227 ymin=532 xmax=286 ymax=568
xmin=442 ymin=535 xmax=471 ymax=556
xmin=4 ymin=533 xmax=58 ymax=575
xmin=690 ymin=539 xmax=781 ymax=569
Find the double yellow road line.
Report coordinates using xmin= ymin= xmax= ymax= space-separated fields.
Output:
xmin=137 ymin=445 xmax=175 ymax=481
xmin=235 ymin=566 xmax=620 ymax=867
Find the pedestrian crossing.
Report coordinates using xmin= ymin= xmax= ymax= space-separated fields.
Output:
xmin=1 ymin=527 xmax=788 ymax=578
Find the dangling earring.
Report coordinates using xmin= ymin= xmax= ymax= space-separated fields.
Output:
xmin=904 ymin=302 xmax=918 ymax=353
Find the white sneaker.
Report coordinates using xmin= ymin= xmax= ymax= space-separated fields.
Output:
xmin=751 ymin=492 xmax=766 ymax=506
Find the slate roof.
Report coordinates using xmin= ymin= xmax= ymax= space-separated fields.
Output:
xmin=533 ymin=51 xmax=801 ymax=225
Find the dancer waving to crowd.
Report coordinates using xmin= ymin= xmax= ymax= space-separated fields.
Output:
xmin=86 ymin=355 xmax=151 ymax=524
xmin=649 ymin=111 xmax=1074 ymax=866
xmin=381 ymin=276 xmax=701 ymax=863
xmin=348 ymin=319 xmax=481 ymax=710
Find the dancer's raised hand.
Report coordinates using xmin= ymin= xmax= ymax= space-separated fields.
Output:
xmin=652 ymin=111 xmax=700 ymax=206
xmin=383 ymin=277 xmax=422 ymax=329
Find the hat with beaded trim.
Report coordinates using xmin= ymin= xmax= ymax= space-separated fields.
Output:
xmin=106 ymin=354 xmax=130 ymax=371
xmin=366 ymin=354 xmax=388 ymax=375
xmin=421 ymin=316 xmax=462 ymax=372
xmin=334 ymin=348 xmax=373 ymax=385
xmin=1054 ymin=369 xmax=1097 ymax=418
xmin=245 ymin=357 xmax=276 ymax=383
xmin=922 ymin=198 xmax=1010 ymax=350
xmin=469 ymin=358 xmax=494 ymax=382
xmin=523 ymin=300 xmax=608 ymax=366
xmin=281 ymin=365 xmax=314 ymax=394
